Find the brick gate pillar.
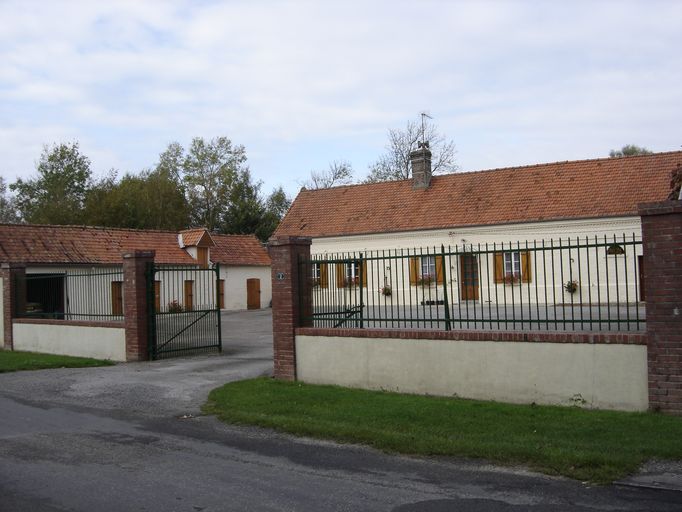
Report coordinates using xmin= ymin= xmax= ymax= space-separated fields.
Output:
xmin=122 ymin=250 xmax=155 ymax=362
xmin=639 ymin=201 xmax=682 ymax=414
xmin=1 ymin=263 xmax=26 ymax=350
xmin=268 ymin=236 xmax=312 ymax=380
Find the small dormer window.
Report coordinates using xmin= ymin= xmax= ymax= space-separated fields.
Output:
xmin=197 ymin=247 xmax=209 ymax=268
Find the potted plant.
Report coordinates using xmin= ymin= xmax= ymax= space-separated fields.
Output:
xmin=417 ymin=274 xmax=434 ymax=287
xmin=167 ymin=300 xmax=184 ymax=313
xmin=344 ymin=276 xmax=359 ymax=288
xmin=503 ymin=272 xmax=521 ymax=285
xmin=564 ymin=280 xmax=579 ymax=294
xmin=380 ymin=285 xmax=392 ymax=297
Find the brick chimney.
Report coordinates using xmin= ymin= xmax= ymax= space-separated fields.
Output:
xmin=411 ymin=142 xmax=432 ymax=189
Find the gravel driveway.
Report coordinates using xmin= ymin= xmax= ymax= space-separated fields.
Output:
xmin=0 ymin=308 xmax=273 ymax=418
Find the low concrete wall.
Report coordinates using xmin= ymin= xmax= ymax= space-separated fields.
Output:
xmin=13 ymin=320 xmax=126 ymax=361
xmin=296 ymin=334 xmax=648 ymax=411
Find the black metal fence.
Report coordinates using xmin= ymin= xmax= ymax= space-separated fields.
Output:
xmin=299 ymin=235 xmax=645 ymax=332
xmin=146 ymin=264 xmax=222 ymax=359
xmin=14 ymin=269 xmax=125 ymax=321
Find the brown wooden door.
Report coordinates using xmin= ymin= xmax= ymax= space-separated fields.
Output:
xmin=111 ymin=281 xmax=123 ymax=316
xmin=184 ymin=280 xmax=194 ymax=311
xmin=246 ymin=278 xmax=260 ymax=310
xmin=638 ymin=255 xmax=645 ymax=301
xmin=218 ymin=279 xmax=225 ymax=309
xmin=460 ymin=254 xmax=479 ymax=301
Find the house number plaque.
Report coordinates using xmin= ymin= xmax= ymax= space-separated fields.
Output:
xmin=276 ymin=272 xmax=286 ymax=281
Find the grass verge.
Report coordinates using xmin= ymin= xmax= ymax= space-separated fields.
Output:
xmin=204 ymin=378 xmax=682 ymax=484
xmin=0 ymin=350 xmax=115 ymax=373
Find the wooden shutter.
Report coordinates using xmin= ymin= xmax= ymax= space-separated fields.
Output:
xmin=336 ymin=264 xmax=345 ymax=288
xmin=197 ymin=247 xmax=209 ymax=268
xmin=184 ymin=280 xmax=194 ymax=311
xmin=319 ymin=263 xmax=328 ymax=288
xmin=111 ymin=281 xmax=123 ymax=316
xmin=361 ymin=261 xmax=367 ymax=286
xmin=409 ymin=257 xmax=419 ymax=285
xmin=218 ymin=279 xmax=225 ymax=309
xmin=435 ymin=256 xmax=444 ymax=284
xmin=521 ymin=251 xmax=532 ymax=283
xmin=154 ymin=280 xmax=161 ymax=311
xmin=494 ymin=253 xmax=504 ymax=283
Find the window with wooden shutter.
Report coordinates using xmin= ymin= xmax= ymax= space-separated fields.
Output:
xmin=218 ymin=279 xmax=225 ymax=309
xmin=435 ymin=255 xmax=444 ymax=284
xmin=111 ymin=281 xmax=123 ymax=316
xmin=197 ymin=247 xmax=209 ymax=268
xmin=319 ymin=263 xmax=328 ymax=288
xmin=521 ymin=251 xmax=531 ymax=283
xmin=494 ymin=251 xmax=532 ymax=283
xmin=184 ymin=280 xmax=194 ymax=311
xmin=493 ymin=252 xmax=504 ymax=283
xmin=409 ymin=257 xmax=419 ymax=285
xmin=154 ymin=280 xmax=161 ymax=311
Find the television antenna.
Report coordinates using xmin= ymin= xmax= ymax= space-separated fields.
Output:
xmin=419 ymin=111 xmax=432 ymax=149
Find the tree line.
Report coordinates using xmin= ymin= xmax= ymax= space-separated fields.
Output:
xmin=0 ymin=137 xmax=290 ymax=242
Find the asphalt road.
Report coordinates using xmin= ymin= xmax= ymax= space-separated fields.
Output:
xmin=1 ymin=309 xmax=681 ymax=512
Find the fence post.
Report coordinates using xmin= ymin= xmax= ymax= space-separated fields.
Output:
xmin=440 ymin=245 xmax=451 ymax=331
xmin=122 ymin=250 xmax=155 ymax=362
xmin=1 ymin=263 xmax=26 ymax=350
xmin=639 ymin=200 xmax=682 ymax=415
xmin=268 ymin=236 xmax=312 ymax=380
xmin=358 ymin=253 xmax=364 ymax=329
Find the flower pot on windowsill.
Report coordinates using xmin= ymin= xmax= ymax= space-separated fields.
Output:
xmin=564 ymin=280 xmax=579 ymax=294
xmin=380 ymin=285 xmax=392 ymax=297
xmin=416 ymin=275 xmax=435 ymax=287
xmin=503 ymin=273 xmax=521 ymax=285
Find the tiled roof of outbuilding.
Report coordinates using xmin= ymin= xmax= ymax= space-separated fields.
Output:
xmin=275 ymin=151 xmax=682 ymax=238
xmin=0 ymin=224 xmax=197 ymax=265
xmin=210 ymin=234 xmax=271 ymax=266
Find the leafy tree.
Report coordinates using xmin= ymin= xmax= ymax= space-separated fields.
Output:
xmin=301 ymin=160 xmax=354 ymax=189
xmin=0 ymin=177 xmax=19 ymax=223
xmin=11 ymin=142 xmax=92 ymax=224
xmin=256 ymin=186 xmax=291 ymax=241
xmin=609 ymin=144 xmax=653 ymax=158
xmin=365 ymin=119 xmax=457 ymax=182
xmin=183 ymin=137 xmax=246 ymax=231
xmin=84 ymin=167 xmax=189 ymax=231
xmin=220 ymin=168 xmax=265 ymax=235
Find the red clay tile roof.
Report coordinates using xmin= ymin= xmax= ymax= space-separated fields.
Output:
xmin=0 ymin=224 xmax=196 ymax=265
xmin=179 ymin=228 xmax=215 ymax=248
xmin=210 ymin=234 xmax=271 ymax=266
xmin=275 ymin=151 xmax=682 ymax=238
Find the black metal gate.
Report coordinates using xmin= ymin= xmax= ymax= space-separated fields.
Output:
xmin=147 ymin=263 xmax=222 ymax=359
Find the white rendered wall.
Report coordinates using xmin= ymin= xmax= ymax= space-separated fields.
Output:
xmin=309 ymin=216 xmax=643 ymax=305
xmin=13 ymin=323 xmax=126 ymax=361
xmin=296 ymin=335 xmax=649 ymax=412
xmin=219 ymin=265 xmax=272 ymax=310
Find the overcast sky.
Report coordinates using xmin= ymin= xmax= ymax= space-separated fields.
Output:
xmin=1 ymin=0 xmax=681 ymax=198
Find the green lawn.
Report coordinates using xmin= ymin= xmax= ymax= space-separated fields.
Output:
xmin=204 ymin=378 xmax=682 ymax=484
xmin=0 ymin=350 xmax=115 ymax=373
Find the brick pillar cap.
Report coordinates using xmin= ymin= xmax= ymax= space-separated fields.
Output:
xmin=1 ymin=262 xmax=26 ymax=269
xmin=638 ymin=200 xmax=682 ymax=216
xmin=268 ymin=236 xmax=312 ymax=247
xmin=122 ymin=250 xmax=156 ymax=259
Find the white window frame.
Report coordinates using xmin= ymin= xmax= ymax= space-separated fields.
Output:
xmin=421 ymin=256 xmax=436 ymax=279
xmin=503 ymin=251 xmax=521 ymax=278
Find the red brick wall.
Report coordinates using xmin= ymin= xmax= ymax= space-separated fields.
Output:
xmin=268 ymin=236 xmax=311 ymax=380
xmin=122 ymin=250 xmax=155 ymax=362
xmin=640 ymin=201 xmax=682 ymax=414
xmin=1 ymin=264 xmax=25 ymax=350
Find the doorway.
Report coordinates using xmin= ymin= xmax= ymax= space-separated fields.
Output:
xmin=459 ymin=254 xmax=479 ymax=301
xmin=247 ymin=278 xmax=261 ymax=310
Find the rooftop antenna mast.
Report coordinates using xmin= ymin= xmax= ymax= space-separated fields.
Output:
xmin=419 ymin=111 xmax=432 ymax=149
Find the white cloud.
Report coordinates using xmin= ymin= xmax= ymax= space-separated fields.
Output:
xmin=0 ymin=0 xmax=680 ymax=196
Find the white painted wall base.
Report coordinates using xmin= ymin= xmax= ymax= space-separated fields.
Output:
xmin=296 ymin=335 xmax=648 ymax=412
xmin=13 ymin=323 xmax=126 ymax=361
